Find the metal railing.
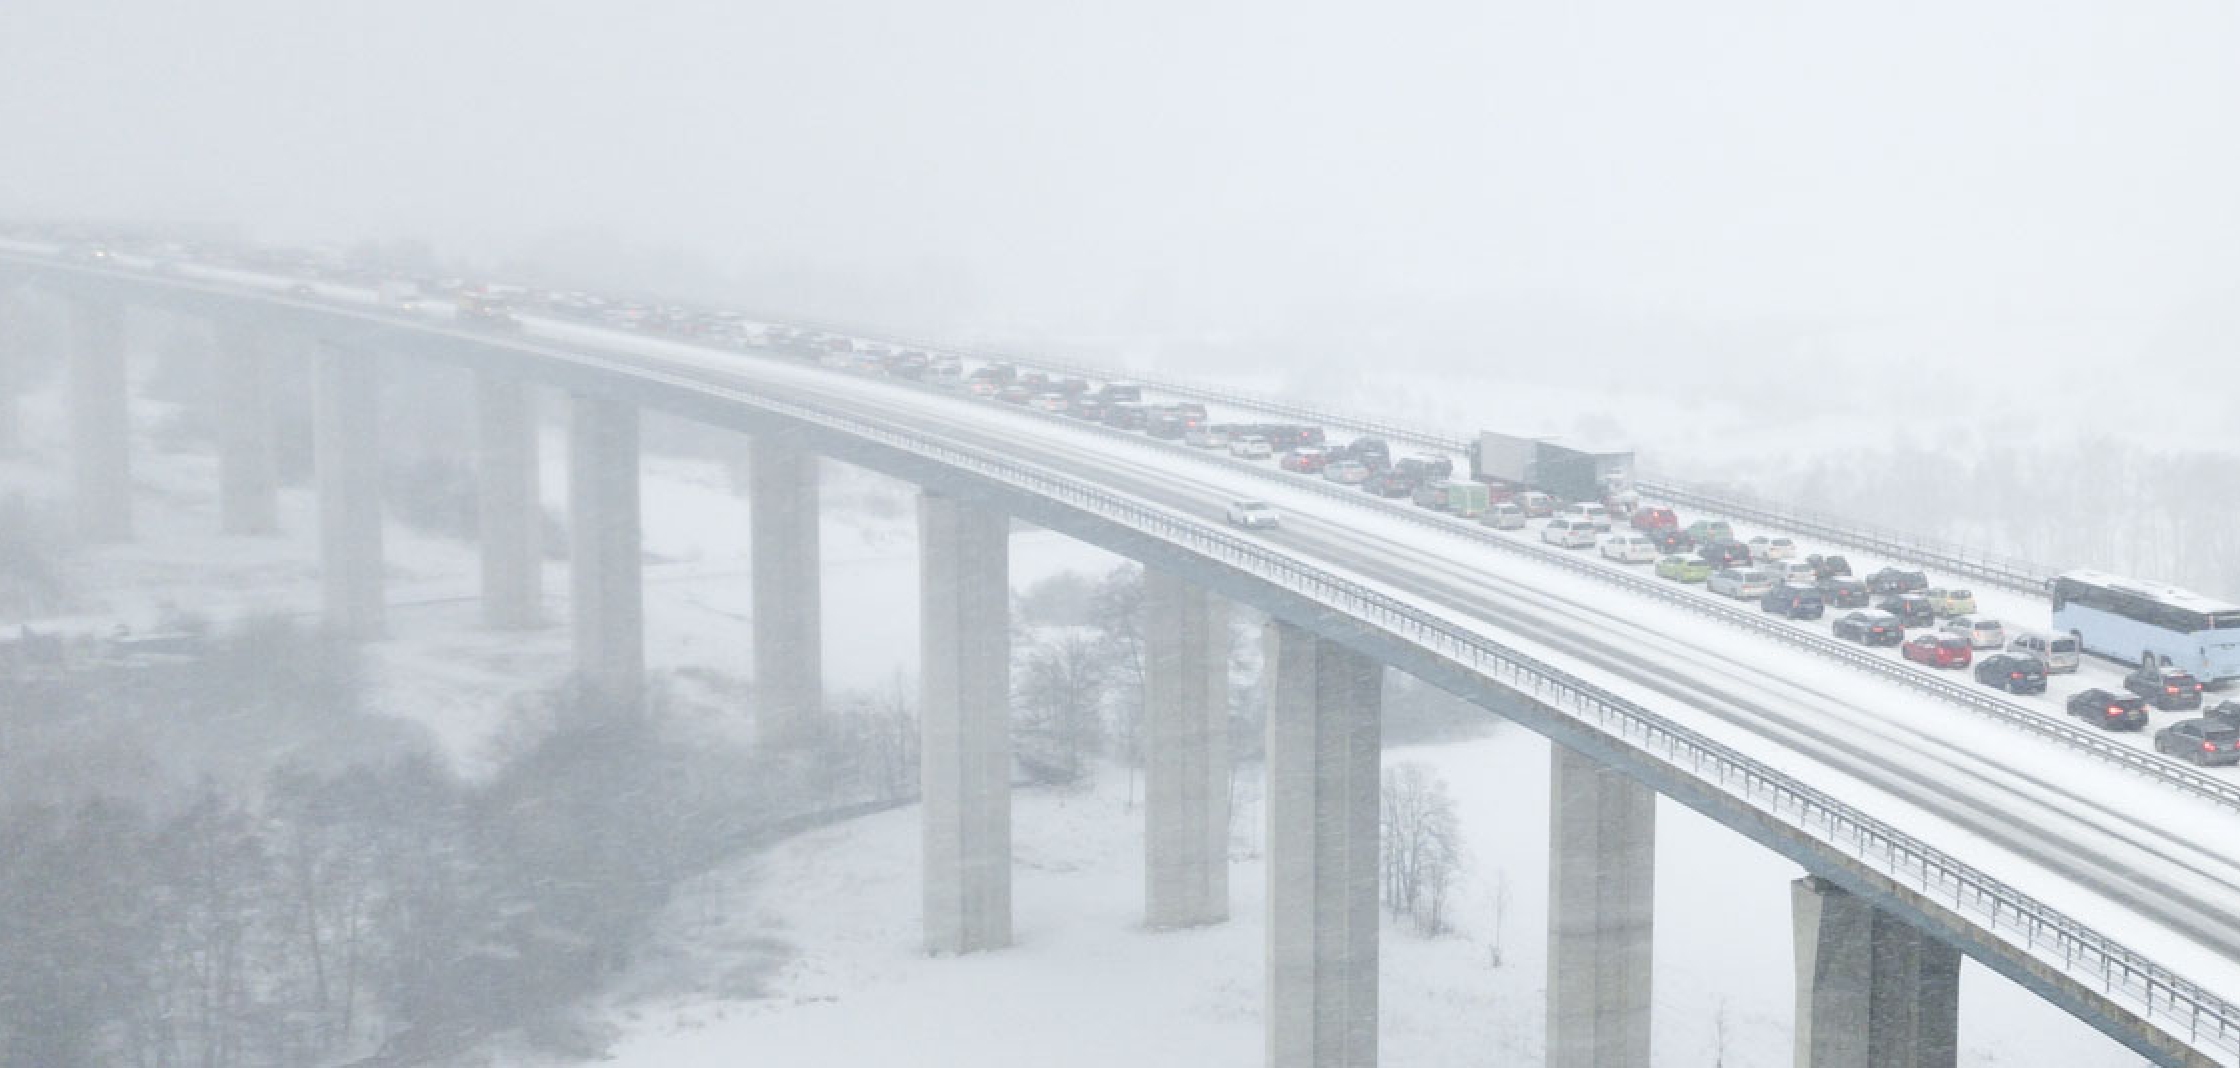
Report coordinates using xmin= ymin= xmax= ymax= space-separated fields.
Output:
xmin=551 ymin=341 xmax=2240 ymax=1066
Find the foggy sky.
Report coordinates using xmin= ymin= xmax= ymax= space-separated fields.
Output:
xmin=4 ymin=0 xmax=2236 ymax=366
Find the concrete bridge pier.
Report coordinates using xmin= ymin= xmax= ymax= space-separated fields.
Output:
xmin=476 ymin=373 xmax=541 ymax=629
xmin=1264 ymin=621 xmax=1381 ymax=1068
xmin=1793 ymin=876 xmax=1959 ymax=1068
xmin=1143 ymin=569 xmax=1230 ymax=929
xmin=313 ymin=343 xmax=384 ymax=639
xmin=567 ymin=392 xmax=643 ymax=704
xmin=67 ymin=298 xmax=131 ymax=541
xmin=1547 ymin=744 xmax=1655 ymax=1068
xmin=918 ymin=490 xmax=1011 ymax=955
xmin=750 ymin=437 xmax=822 ymax=747
xmin=209 ymin=320 xmax=278 ymax=536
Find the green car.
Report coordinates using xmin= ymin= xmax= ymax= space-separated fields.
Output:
xmin=1657 ymin=555 xmax=1712 ymax=583
xmin=1685 ymin=519 xmax=1734 ymax=545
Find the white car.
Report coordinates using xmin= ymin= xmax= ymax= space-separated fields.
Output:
xmin=1943 ymin=617 xmax=2006 ymax=650
xmin=1541 ymin=517 xmax=1598 ymax=549
xmin=1747 ymin=535 xmax=1797 ymax=561
xmin=1767 ymin=559 xmax=1817 ymax=584
xmin=1229 ymin=436 xmax=1272 ymax=459
xmin=1599 ymin=533 xmax=1659 ymax=564
xmin=1225 ymin=499 xmax=1280 ymax=529
xmin=1184 ymin=426 xmax=1232 ymax=448
xmin=2008 ymin=630 xmax=2082 ymax=673
xmin=1709 ymin=568 xmax=1777 ymax=599
xmin=1557 ymin=501 xmax=1613 ymax=533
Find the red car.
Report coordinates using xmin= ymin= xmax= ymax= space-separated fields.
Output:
xmin=1280 ymin=448 xmax=1330 ymax=474
xmin=1902 ymin=633 xmax=1973 ymax=669
xmin=1631 ymin=506 xmax=1678 ymax=532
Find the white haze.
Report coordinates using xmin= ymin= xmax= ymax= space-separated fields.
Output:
xmin=3 ymin=0 xmax=2237 ymax=372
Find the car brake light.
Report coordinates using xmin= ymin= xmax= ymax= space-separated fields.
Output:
xmin=2168 ymin=686 xmax=2182 ymax=694
xmin=2108 ymin=706 xmax=2122 ymax=716
xmin=2010 ymin=672 xmax=2023 ymax=679
xmin=2207 ymin=741 xmax=2220 ymax=753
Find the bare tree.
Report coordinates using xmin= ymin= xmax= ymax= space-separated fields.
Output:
xmin=1380 ymin=761 xmax=1464 ymax=936
xmin=1014 ymin=630 xmax=1110 ymax=784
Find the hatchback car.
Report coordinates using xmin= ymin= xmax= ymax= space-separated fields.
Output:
xmin=1942 ymin=617 xmax=2005 ymax=649
xmin=1557 ymin=502 xmax=1614 ymax=533
xmin=2155 ymin=719 xmax=2240 ymax=766
xmin=1656 ymin=555 xmax=1712 ymax=583
xmin=1818 ymin=576 xmax=1871 ymax=609
xmin=1832 ymin=609 xmax=1904 ymax=646
xmin=1875 ymin=593 xmax=1936 ymax=629
xmin=1541 ymin=517 xmax=1599 ymax=549
xmin=1747 ymin=535 xmax=1797 ymax=561
xmin=1363 ymin=471 xmax=1415 ymax=498
xmin=1807 ymin=554 xmax=1853 ymax=580
xmin=1972 ymin=652 xmax=2047 ymax=694
xmin=1518 ymin=491 xmax=1556 ymax=517
xmin=1599 ymin=533 xmax=1659 ymax=564
xmin=1685 ymin=519 xmax=1734 ymax=544
xmin=1229 ymin=436 xmax=1273 ymax=459
xmin=2125 ymin=662 xmax=2205 ymax=711
xmin=1698 ymin=539 xmax=1752 ymax=568
xmin=1630 ymin=506 xmax=1679 ymax=531
xmin=1708 ymin=568 xmax=1777 ymax=599
xmin=1902 ymin=633 xmax=1973 ymax=669
xmin=1767 ymin=559 xmax=1818 ymax=585
xmin=1866 ymin=567 xmax=1931 ymax=595
xmin=1280 ymin=448 xmax=1330 ymax=474
xmin=1922 ymin=588 xmax=1977 ymax=618
xmin=1224 ymin=499 xmax=1279 ymax=529
xmin=2068 ymin=688 xmax=2150 ymax=731
xmin=1759 ymin=584 xmax=1826 ymax=620
xmin=1478 ymin=501 xmax=1527 ymax=529
xmin=1647 ymin=528 xmax=1696 ymax=555
xmin=1321 ymin=459 xmax=1372 ymax=485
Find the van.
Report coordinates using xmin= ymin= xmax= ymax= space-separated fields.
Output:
xmin=1541 ymin=517 xmax=1598 ymax=549
xmin=2008 ymin=630 xmax=2082 ymax=674
xmin=1518 ymin=491 xmax=1556 ymax=518
xmin=1479 ymin=501 xmax=1527 ymax=530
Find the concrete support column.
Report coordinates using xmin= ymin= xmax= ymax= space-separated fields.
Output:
xmin=1547 ymin=744 xmax=1655 ymax=1068
xmin=567 ymin=393 xmax=642 ymax=703
xmin=476 ymin=373 xmax=541 ymax=629
xmin=1792 ymin=876 xmax=1959 ymax=1068
xmin=1264 ymin=622 xmax=1381 ymax=1068
xmin=750 ymin=439 xmax=822 ymax=746
xmin=919 ymin=490 xmax=1011 ymax=955
xmin=1143 ymin=569 xmax=1230 ymax=929
xmin=67 ymin=299 xmax=131 ymax=541
xmin=313 ymin=344 xmax=384 ymax=639
xmin=210 ymin=320 xmax=277 ymax=536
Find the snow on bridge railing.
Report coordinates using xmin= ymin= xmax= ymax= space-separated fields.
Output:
xmin=563 ymin=347 xmax=2240 ymax=1066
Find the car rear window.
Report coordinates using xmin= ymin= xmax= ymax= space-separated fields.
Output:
xmin=1939 ymin=637 xmax=1968 ymax=650
xmin=2207 ymin=727 xmax=2240 ymax=745
xmin=2051 ymin=638 xmax=2077 ymax=652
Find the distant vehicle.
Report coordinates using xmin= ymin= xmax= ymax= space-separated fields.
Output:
xmin=1647 ymin=527 xmax=1695 ymax=555
xmin=1362 ymin=471 xmax=1416 ymax=498
xmin=1478 ymin=501 xmax=1527 ymax=530
xmin=1922 ymin=588 xmax=1977 ymax=618
xmin=1097 ymin=381 xmax=1142 ymax=403
xmin=1630 ymin=506 xmax=1679 ymax=531
xmin=1184 ymin=425 xmax=1231 ymax=448
xmin=1832 ymin=609 xmax=1904 ymax=646
xmin=1685 ymin=519 xmax=1734 ymax=545
xmin=1875 ymin=593 xmax=1936 ymax=629
xmin=1818 ymin=577 xmax=1871 ymax=609
xmin=1280 ymin=448 xmax=1330 ymax=474
xmin=1225 ymin=499 xmax=1279 ymax=529
xmin=2154 ymin=719 xmax=2240 ymax=766
xmin=1656 ymin=555 xmax=1712 ymax=583
xmin=1973 ymin=652 xmax=2047 ymax=695
xmin=1866 ymin=567 xmax=1930 ymax=595
xmin=998 ymin=385 xmax=1032 ymax=405
xmin=1698 ymin=539 xmax=1752 ymax=569
xmin=1517 ymin=491 xmax=1556 ymax=518
xmin=1030 ymin=392 xmax=1069 ymax=413
xmin=1747 ymin=535 xmax=1796 ymax=561
xmin=1943 ymin=617 xmax=2006 ymax=649
xmin=2208 ymin=700 xmax=2240 ymax=729
xmin=2007 ymin=630 xmax=2082 ymax=674
xmin=1557 ymin=501 xmax=1613 ymax=533
xmin=1759 ymin=583 xmax=1825 ymax=620
xmin=1599 ymin=533 xmax=1658 ymax=564
xmin=1322 ymin=459 xmax=1372 ymax=485
xmin=2052 ymin=570 xmax=2240 ymax=686
xmin=1902 ymin=633 xmax=1973 ymax=669
xmin=2124 ymin=661 xmax=2205 ymax=711
xmin=1342 ymin=437 xmax=1391 ymax=469
xmin=1807 ymin=554 xmax=1853 ymax=580
xmin=1766 ymin=559 xmax=1818 ymax=585
xmin=1541 ymin=517 xmax=1598 ymax=549
xmin=1415 ymin=479 xmax=1490 ymax=518
xmin=1708 ymin=568 xmax=1776 ymax=599
xmin=456 ymin=291 xmax=522 ymax=331
xmin=1229 ymin=436 xmax=1272 ymax=459
xmin=1396 ymin=454 xmax=1455 ymax=482
xmin=2068 ymin=688 xmax=2150 ymax=731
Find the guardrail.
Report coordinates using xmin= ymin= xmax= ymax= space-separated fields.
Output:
xmin=1638 ymin=475 xmax=2061 ymax=597
xmin=557 ymin=342 xmax=2240 ymax=1066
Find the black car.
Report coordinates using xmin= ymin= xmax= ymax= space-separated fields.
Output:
xmin=1647 ymin=528 xmax=1696 ymax=555
xmin=1874 ymin=593 xmax=1936 ymax=629
xmin=1818 ymin=576 xmax=1870 ymax=609
xmin=1807 ymin=554 xmax=1853 ymax=580
xmin=1698 ymin=539 xmax=1751 ymax=568
xmin=1973 ymin=652 xmax=2047 ymax=695
xmin=1343 ymin=437 xmax=1392 ymax=469
xmin=1832 ymin=609 xmax=1904 ymax=646
xmin=2155 ymin=719 xmax=2240 ymax=766
xmin=1866 ymin=567 xmax=1930 ymax=595
xmin=2068 ymin=688 xmax=2150 ymax=731
xmin=2207 ymin=700 xmax=2240 ymax=728
xmin=2124 ymin=662 xmax=2205 ymax=711
xmin=1759 ymin=584 xmax=1825 ymax=620
xmin=1362 ymin=471 xmax=1415 ymax=498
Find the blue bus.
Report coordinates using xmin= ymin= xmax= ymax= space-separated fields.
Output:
xmin=2050 ymin=570 xmax=2240 ymax=686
